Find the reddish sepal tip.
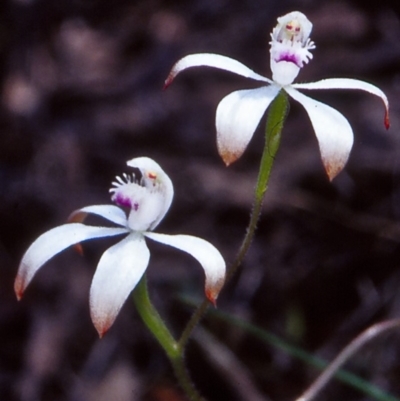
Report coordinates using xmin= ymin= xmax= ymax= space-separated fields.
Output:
xmin=73 ymin=243 xmax=84 ymax=256
xmin=95 ymin=324 xmax=110 ymax=339
xmin=221 ymin=154 xmax=236 ymax=167
xmin=97 ymin=330 xmax=106 ymax=339
xmin=14 ymin=275 xmax=26 ymax=301
xmin=205 ymin=289 xmax=218 ymax=307
xmin=384 ymin=111 xmax=390 ymax=130
xmin=163 ymin=75 xmax=174 ymax=91
xmin=92 ymin=313 xmax=114 ymax=339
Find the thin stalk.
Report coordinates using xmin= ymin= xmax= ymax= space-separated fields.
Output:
xmin=178 ymin=90 xmax=289 ymax=348
xmin=133 ymin=276 xmax=204 ymax=401
xmin=178 ymin=298 xmax=209 ymax=351
xmin=195 ymin=303 xmax=399 ymax=401
xmin=295 ymin=319 xmax=400 ymax=401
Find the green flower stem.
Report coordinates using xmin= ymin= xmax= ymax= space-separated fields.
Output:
xmin=133 ymin=275 xmax=179 ymax=359
xmin=133 ymin=91 xmax=289 ymax=399
xmin=170 ymin=356 xmax=206 ymax=401
xmin=226 ymin=89 xmax=289 ymax=282
xmin=179 ymin=90 xmax=290 ymax=348
xmin=133 ymin=276 xmax=205 ymax=401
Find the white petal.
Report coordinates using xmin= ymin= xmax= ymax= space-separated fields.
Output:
xmin=286 ymin=87 xmax=353 ymax=180
xmin=292 ymin=78 xmax=389 ymax=129
xmin=144 ymin=232 xmax=225 ymax=305
xmin=164 ymin=53 xmax=272 ymax=88
xmin=15 ymin=224 xmax=128 ymax=300
xmin=216 ymin=85 xmax=280 ymax=165
xmin=90 ymin=233 xmax=150 ymax=337
xmin=69 ymin=205 xmax=128 ymax=227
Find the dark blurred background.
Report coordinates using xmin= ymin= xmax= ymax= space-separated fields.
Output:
xmin=1 ymin=0 xmax=400 ymax=400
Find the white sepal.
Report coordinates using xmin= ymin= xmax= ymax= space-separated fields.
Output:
xmin=145 ymin=232 xmax=226 ymax=305
xmin=286 ymin=87 xmax=354 ymax=181
xmin=292 ymin=78 xmax=390 ymax=128
xmin=216 ymin=85 xmax=280 ymax=165
xmin=90 ymin=233 xmax=150 ymax=337
xmin=164 ymin=53 xmax=272 ymax=88
xmin=15 ymin=224 xmax=128 ymax=300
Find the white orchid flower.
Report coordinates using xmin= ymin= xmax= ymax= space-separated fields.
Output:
xmin=15 ymin=157 xmax=226 ymax=337
xmin=164 ymin=11 xmax=389 ymax=180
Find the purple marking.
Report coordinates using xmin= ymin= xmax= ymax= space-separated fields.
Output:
xmin=114 ymin=194 xmax=132 ymax=208
xmin=133 ymin=202 xmax=139 ymax=211
xmin=275 ymin=52 xmax=301 ymax=67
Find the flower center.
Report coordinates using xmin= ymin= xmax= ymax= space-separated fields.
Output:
xmin=269 ymin=11 xmax=315 ymax=85
xmin=108 ymin=164 xmax=171 ymax=232
xmin=109 ymin=172 xmax=145 ymax=209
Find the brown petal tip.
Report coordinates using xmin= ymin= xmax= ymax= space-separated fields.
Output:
xmin=14 ymin=276 xmax=25 ymax=301
xmin=323 ymin=158 xmax=346 ymax=182
xmin=95 ymin=322 xmax=111 ymax=339
xmin=326 ymin=169 xmax=339 ymax=182
xmin=220 ymin=150 xmax=241 ymax=167
xmin=92 ymin=311 xmax=115 ymax=339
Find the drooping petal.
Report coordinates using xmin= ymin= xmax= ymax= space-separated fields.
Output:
xmin=292 ymin=78 xmax=390 ymax=129
xmin=216 ymin=85 xmax=280 ymax=165
xmin=69 ymin=205 xmax=128 ymax=227
xmin=144 ymin=232 xmax=226 ymax=305
xmin=90 ymin=233 xmax=150 ymax=337
xmin=285 ymin=87 xmax=353 ymax=181
xmin=15 ymin=224 xmax=128 ymax=300
xmin=164 ymin=53 xmax=272 ymax=89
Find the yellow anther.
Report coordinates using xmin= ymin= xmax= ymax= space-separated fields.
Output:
xmin=284 ymin=19 xmax=301 ymax=40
